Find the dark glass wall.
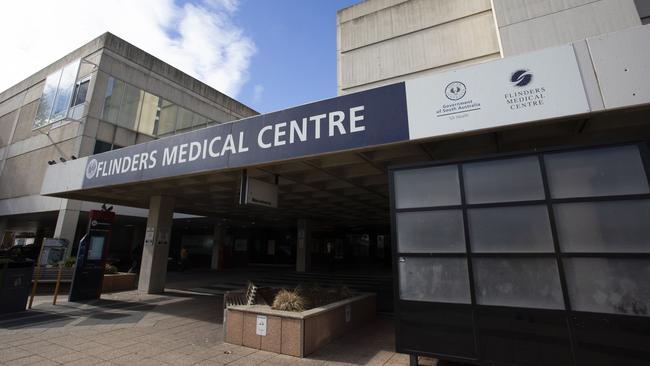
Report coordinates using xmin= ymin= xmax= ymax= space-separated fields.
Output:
xmin=389 ymin=143 xmax=650 ymax=366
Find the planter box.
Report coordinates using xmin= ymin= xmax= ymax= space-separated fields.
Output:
xmin=102 ymin=272 xmax=136 ymax=293
xmin=225 ymin=293 xmax=376 ymax=357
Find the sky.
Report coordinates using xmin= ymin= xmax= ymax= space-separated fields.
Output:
xmin=0 ymin=0 xmax=360 ymax=114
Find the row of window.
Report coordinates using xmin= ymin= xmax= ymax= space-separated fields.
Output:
xmin=33 ymin=59 xmax=89 ymax=129
xmin=396 ymin=200 xmax=650 ymax=253
xmin=393 ymin=145 xmax=649 ymax=208
xmin=102 ymin=76 xmax=215 ymax=137
xmin=399 ymin=257 xmax=650 ymax=316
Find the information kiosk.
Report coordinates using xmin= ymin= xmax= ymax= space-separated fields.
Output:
xmin=69 ymin=208 xmax=115 ymax=302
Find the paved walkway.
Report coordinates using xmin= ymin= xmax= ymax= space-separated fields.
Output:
xmin=0 ymin=289 xmax=415 ymax=366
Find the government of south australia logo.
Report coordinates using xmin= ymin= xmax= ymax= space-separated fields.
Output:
xmin=445 ymin=81 xmax=466 ymax=100
xmin=86 ymin=159 xmax=98 ymax=179
xmin=511 ymin=69 xmax=532 ymax=87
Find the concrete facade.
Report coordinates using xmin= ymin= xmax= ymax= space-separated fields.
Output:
xmin=337 ymin=0 xmax=646 ymax=94
xmin=337 ymin=0 xmax=500 ymax=94
xmin=0 ymin=32 xmax=257 ymax=254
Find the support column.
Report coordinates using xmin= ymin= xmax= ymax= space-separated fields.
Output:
xmin=296 ymin=219 xmax=311 ymax=272
xmin=54 ymin=199 xmax=81 ymax=257
xmin=0 ymin=217 xmax=8 ymax=249
xmin=138 ymin=196 xmax=174 ymax=294
xmin=211 ymin=225 xmax=225 ymax=270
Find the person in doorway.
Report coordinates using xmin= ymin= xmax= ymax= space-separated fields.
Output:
xmin=180 ymin=246 xmax=189 ymax=271
xmin=128 ymin=243 xmax=142 ymax=273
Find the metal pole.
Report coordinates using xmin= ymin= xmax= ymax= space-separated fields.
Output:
xmin=52 ymin=262 xmax=65 ymax=305
xmin=28 ymin=243 xmax=45 ymax=309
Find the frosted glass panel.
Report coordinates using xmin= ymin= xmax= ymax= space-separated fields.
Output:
xmin=469 ymin=205 xmax=554 ymax=252
xmin=394 ymin=165 xmax=460 ymax=209
xmin=463 ymin=156 xmax=544 ymax=204
xmin=545 ymin=145 xmax=649 ymax=198
xmin=396 ymin=210 xmax=465 ymax=253
xmin=564 ymin=258 xmax=650 ymax=317
xmin=474 ymin=258 xmax=564 ymax=309
xmin=399 ymin=257 xmax=470 ymax=303
xmin=554 ymin=200 xmax=650 ymax=253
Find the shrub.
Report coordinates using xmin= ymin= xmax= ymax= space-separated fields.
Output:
xmin=272 ymin=289 xmax=306 ymax=312
xmin=63 ymin=257 xmax=76 ymax=267
xmin=104 ymin=263 xmax=118 ymax=274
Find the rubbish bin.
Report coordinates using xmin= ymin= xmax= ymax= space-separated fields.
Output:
xmin=0 ymin=259 xmax=35 ymax=313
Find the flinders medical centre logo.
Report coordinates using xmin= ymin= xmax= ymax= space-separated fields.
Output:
xmin=86 ymin=159 xmax=98 ymax=179
xmin=505 ymin=69 xmax=547 ymax=110
xmin=510 ymin=69 xmax=533 ymax=87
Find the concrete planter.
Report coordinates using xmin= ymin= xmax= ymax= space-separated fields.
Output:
xmin=102 ymin=272 xmax=136 ymax=293
xmin=225 ymin=293 xmax=376 ymax=357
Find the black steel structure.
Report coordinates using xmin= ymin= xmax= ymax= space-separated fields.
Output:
xmin=389 ymin=142 xmax=650 ymax=366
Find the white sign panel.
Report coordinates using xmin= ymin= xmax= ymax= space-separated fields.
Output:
xmin=244 ymin=177 xmax=278 ymax=208
xmin=405 ymin=45 xmax=590 ymax=140
xmin=144 ymin=227 xmax=155 ymax=246
xmin=256 ymin=315 xmax=267 ymax=336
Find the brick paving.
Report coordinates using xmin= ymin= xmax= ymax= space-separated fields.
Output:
xmin=0 ymin=289 xmax=414 ymax=366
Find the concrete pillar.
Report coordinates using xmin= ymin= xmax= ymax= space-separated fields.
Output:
xmin=211 ymin=225 xmax=225 ymax=270
xmin=138 ymin=196 xmax=174 ymax=294
xmin=54 ymin=199 xmax=81 ymax=257
xmin=0 ymin=218 xmax=8 ymax=249
xmin=296 ymin=219 xmax=311 ymax=272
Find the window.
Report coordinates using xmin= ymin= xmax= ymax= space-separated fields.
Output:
xmin=396 ymin=210 xmax=465 ymax=253
xmin=399 ymin=257 xmax=471 ymax=304
xmin=193 ymin=113 xmax=208 ymax=129
xmin=71 ymin=79 xmax=90 ymax=107
xmin=545 ymin=145 xmax=649 ymax=199
xmin=102 ymin=77 xmax=125 ymax=124
xmin=93 ymin=140 xmax=122 ymax=154
xmin=138 ymin=92 xmax=159 ymax=136
xmin=100 ymin=76 xmax=213 ymax=137
xmin=33 ymin=70 xmax=62 ymax=128
xmin=176 ymin=107 xmax=193 ymax=131
xmin=118 ymin=83 xmax=143 ymax=130
xmin=554 ymin=200 xmax=650 ymax=253
xmin=33 ymin=59 xmax=81 ymax=129
xmin=564 ymin=258 xmax=650 ymax=316
xmin=468 ymin=205 xmax=554 ymax=253
xmin=50 ymin=61 xmax=79 ymax=121
xmin=463 ymin=156 xmax=545 ymax=204
xmin=394 ymin=165 xmax=460 ymax=209
xmin=158 ymin=100 xmax=177 ymax=136
xmin=93 ymin=140 xmax=113 ymax=154
xmin=473 ymin=258 xmax=564 ymax=309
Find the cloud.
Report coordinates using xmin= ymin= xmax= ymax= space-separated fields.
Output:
xmin=0 ymin=0 xmax=255 ymax=98
xmin=252 ymin=84 xmax=264 ymax=103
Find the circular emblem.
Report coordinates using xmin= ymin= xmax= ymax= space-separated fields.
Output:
xmin=445 ymin=81 xmax=466 ymax=101
xmin=86 ymin=159 xmax=98 ymax=179
xmin=511 ymin=69 xmax=533 ymax=87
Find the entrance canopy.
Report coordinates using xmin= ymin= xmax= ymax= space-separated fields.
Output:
xmin=41 ymin=42 xmax=650 ymax=226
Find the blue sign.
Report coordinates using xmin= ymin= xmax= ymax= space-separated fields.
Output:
xmin=82 ymin=83 xmax=409 ymax=188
